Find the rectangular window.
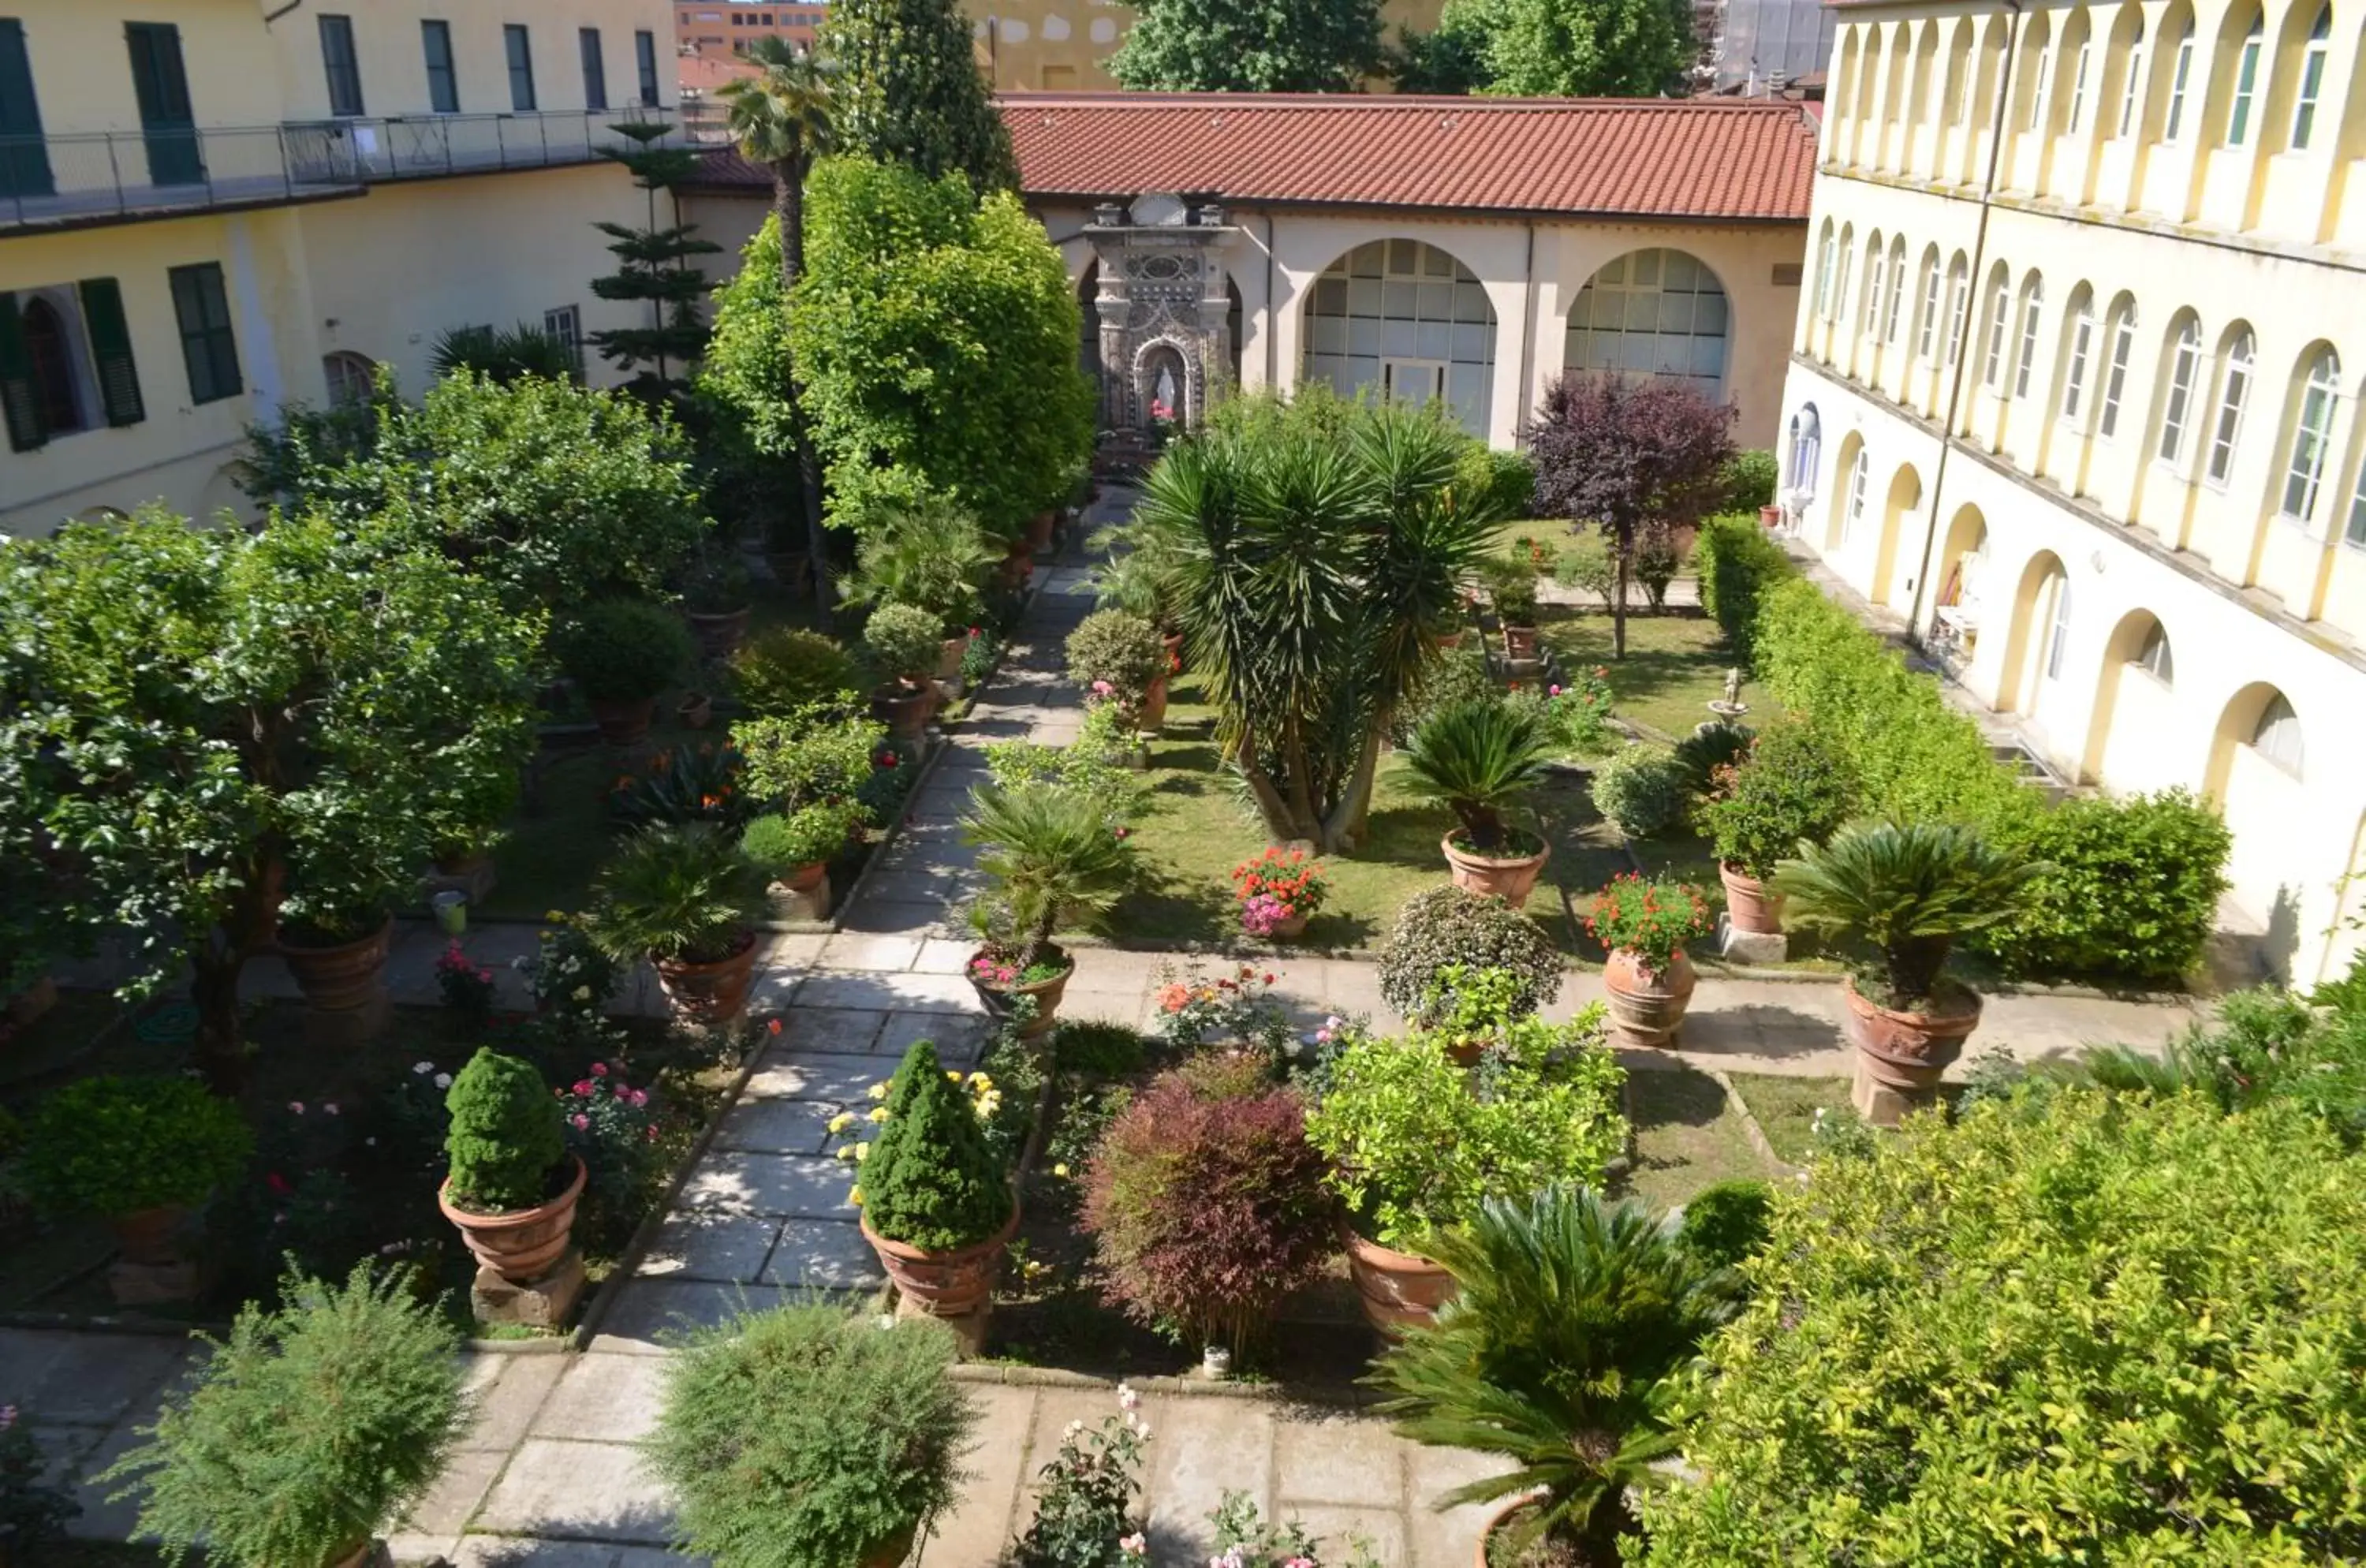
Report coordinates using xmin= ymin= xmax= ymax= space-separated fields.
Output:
xmin=2117 ymin=40 xmax=2145 ymax=136
xmin=167 ymin=261 xmax=241 ymax=405
xmin=635 ymin=30 xmax=660 ymax=106
xmin=543 ymin=304 xmax=582 ymax=376
xmin=2099 ymin=315 xmax=2133 ymax=438
xmin=2164 ymin=37 xmax=2192 ymax=140
xmin=2061 ymin=311 xmax=2093 ymax=420
xmin=1983 ymin=283 xmax=2009 ymax=386
xmin=2226 ymin=35 xmax=2260 ymax=145
xmin=2028 ymin=44 xmax=2052 ymax=131
xmin=80 ymin=278 xmax=145 ymax=427
xmin=2293 ymin=43 xmax=2328 ymax=149
xmin=2014 ymin=293 xmax=2043 ymax=398
xmin=2066 ymin=43 xmax=2090 ymax=131
xmin=505 ymin=24 xmax=536 ymax=110
xmin=2346 ymin=461 xmax=2366 ymax=547
xmin=579 ymin=28 xmax=606 ymax=111
xmin=1944 ymin=274 xmax=1968 ymax=368
xmin=124 ymin=22 xmax=201 ymax=187
xmin=2207 ymin=358 xmax=2250 ymax=484
xmin=2045 ymin=582 xmax=2071 ymax=679
xmin=2159 ymin=338 xmax=2197 ymax=461
xmin=0 ymin=18 xmax=54 ymax=201
xmin=422 ymin=21 xmax=458 ymax=113
xmin=1916 ymin=263 xmax=1940 ymax=357
xmin=317 ymin=14 xmax=363 ymax=116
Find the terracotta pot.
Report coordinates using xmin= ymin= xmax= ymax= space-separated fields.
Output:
xmin=937 ymin=634 xmax=971 ymax=682
xmin=1440 ymin=832 xmax=1551 ymax=910
xmin=686 ymin=605 xmax=751 ymax=661
xmin=784 ymin=860 xmax=828 ymax=894
xmin=860 ymin=1199 xmax=1019 ymax=1317
xmin=1025 ymin=510 xmax=1057 ymax=552
xmin=1719 ymin=861 xmax=1784 ymax=935
xmin=1267 ymin=911 xmax=1309 ymax=939
xmin=1342 ymin=1226 xmax=1456 ymax=1335
xmin=1474 ymin=1498 xmax=1544 ymax=1568
xmin=1603 ymin=946 xmax=1696 ymax=1047
xmin=439 ymin=1155 xmax=587 ymax=1284
xmin=655 ymin=931 xmax=760 ymax=1025
xmin=968 ymin=948 xmax=1070 ymax=1038
xmin=1136 ymin=670 xmax=1169 ymax=732
xmin=765 ymin=549 xmax=811 ymax=593
xmin=860 ymin=1523 xmax=920 ymax=1568
xmin=589 ymin=694 xmax=657 ymax=747
xmin=677 ymin=693 xmax=714 ymax=730
xmin=111 ymin=1204 xmax=189 ymax=1267
xmin=1841 ymin=976 xmax=1982 ymax=1096
xmin=871 ymin=681 xmax=935 ymax=742
xmin=998 ymin=532 xmax=1034 ymax=589
xmin=279 ymin=917 xmax=393 ymax=1012
xmin=4 ymin=973 xmax=58 ymax=1029
xmin=1502 ymin=623 xmax=1539 ymax=660
xmin=1760 ymin=502 xmax=1785 ymax=529
xmin=1161 ymin=629 xmax=1185 ymax=669
xmin=1438 ymin=629 xmax=1465 ymax=650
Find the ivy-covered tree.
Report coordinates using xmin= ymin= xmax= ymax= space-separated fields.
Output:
xmin=0 ymin=510 xmax=542 ymax=1091
xmin=819 ymin=0 xmax=1017 ymax=192
xmin=1110 ymin=0 xmax=1385 ymax=91
xmin=588 ymin=121 xmax=722 ymax=401
xmin=757 ymin=156 xmax=1093 ymax=539
xmin=1397 ymin=0 xmax=1694 ymax=95
xmin=1526 ymin=373 xmax=1735 ymax=659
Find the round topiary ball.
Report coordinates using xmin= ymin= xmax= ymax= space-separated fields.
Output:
xmin=1377 ymin=885 xmax=1564 ymax=1025
xmin=442 ymin=1048 xmax=565 ymax=1213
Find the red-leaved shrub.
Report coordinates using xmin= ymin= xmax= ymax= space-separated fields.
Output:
xmin=1080 ymin=1070 xmax=1338 ymax=1357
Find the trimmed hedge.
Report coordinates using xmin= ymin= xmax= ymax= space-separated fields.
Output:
xmin=1693 ymin=514 xmax=1793 ymax=667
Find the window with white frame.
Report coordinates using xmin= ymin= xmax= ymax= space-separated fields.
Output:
xmin=2226 ymin=15 xmax=2263 ymax=146
xmin=2099 ymin=302 xmax=2136 ymax=438
xmin=2206 ymin=330 xmax=2254 ymax=486
xmin=2280 ymin=349 xmax=2341 ymax=520
xmin=2066 ymin=41 xmax=2092 ymax=130
xmin=2293 ymin=6 xmax=2331 ymax=149
xmin=1863 ymin=241 xmax=1887 ymax=336
xmin=2028 ymin=39 xmax=2054 ymax=130
xmin=2045 ymin=577 xmax=2072 ymax=678
xmin=2250 ymin=693 xmax=2303 ymax=775
xmin=1562 ymin=248 xmax=1729 ymax=401
xmin=543 ymin=304 xmax=583 ymax=375
xmin=2117 ymin=19 xmax=2147 ymax=136
xmin=1815 ymin=230 xmax=1837 ymax=321
xmin=1983 ymin=271 xmax=2011 ymax=386
xmin=2164 ymin=28 xmax=2194 ymax=140
xmin=2061 ymin=297 xmax=2095 ymax=421
xmin=1883 ymin=243 xmax=1906 ymax=344
xmin=1943 ymin=258 xmax=1969 ymax=368
xmin=1843 ymin=447 xmax=1870 ymax=541
xmin=2133 ymin=621 xmax=2174 ymax=683
xmin=1915 ymin=251 xmax=1942 ymax=357
xmin=2159 ymin=318 xmax=2202 ymax=463
xmin=2013 ymin=280 xmax=2045 ymax=399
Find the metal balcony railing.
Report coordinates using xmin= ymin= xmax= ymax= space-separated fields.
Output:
xmin=0 ymin=107 xmax=682 ymax=233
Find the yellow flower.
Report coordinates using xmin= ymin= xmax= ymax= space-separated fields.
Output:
xmin=827 ymin=1112 xmax=855 ymax=1134
xmin=543 ymin=909 xmax=566 ymax=923
xmin=867 ymin=1106 xmax=890 ymax=1123
xmin=1053 ymin=1162 xmax=1070 ymax=1178
xmin=946 ymin=1070 xmax=963 ymax=1081
xmin=968 ymin=1072 xmax=991 ymax=1087
xmin=835 ymin=1144 xmax=856 ymax=1162
xmin=853 ymin=1141 xmax=870 ymax=1162
xmin=849 ymin=1185 xmax=864 ymax=1205
xmin=867 ymin=1082 xmax=889 ymax=1101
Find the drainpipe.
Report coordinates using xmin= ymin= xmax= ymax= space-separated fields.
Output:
xmin=1515 ymin=221 xmax=1537 ymax=447
xmin=1905 ymin=0 xmax=2025 ymax=641
xmin=1263 ymin=211 xmax=1278 ymax=390
xmin=261 ymin=0 xmax=306 ymax=24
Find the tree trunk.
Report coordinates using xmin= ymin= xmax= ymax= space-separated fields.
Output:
xmin=775 ymin=165 xmax=831 ymax=608
xmin=1237 ymin=755 xmax=1302 ymax=846
xmin=190 ymin=949 xmax=247 ymax=1096
xmin=1612 ymin=533 xmax=1631 ymax=660
xmin=1319 ymin=727 xmax=1383 ymax=853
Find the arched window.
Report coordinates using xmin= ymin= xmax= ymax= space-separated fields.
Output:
xmin=2099 ymin=298 xmax=2137 ymax=438
xmin=2159 ymin=317 xmax=2203 ymax=462
xmin=2061 ymin=293 xmax=2096 ymax=421
xmin=1862 ymin=235 xmax=1888 ymax=335
xmin=2133 ymin=620 xmax=2175 ymax=682
xmin=1943 ymin=255 xmax=1970 ymax=369
xmin=1843 ymin=446 xmax=1871 ymax=541
xmin=2013 ymin=278 xmax=2045 ymax=399
xmin=1563 ymin=248 xmax=1730 ymax=400
xmin=2029 ymin=33 xmax=2055 ymax=130
xmin=1982 ymin=265 xmax=2012 ymax=386
xmin=2280 ymin=349 xmax=2341 ymax=519
xmin=21 ymin=297 xmax=84 ymax=436
xmin=2117 ymin=16 xmax=2148 ymax=136
xmin=1883 ymin=238 xmax=1907 ymax=343
xmin=2066 ymin=39 xmax=2093 ymax=130
xmin=2046 ymin=577 xmax=2073 ymax=678
xmin=2165 ymin=23 xmax=2196 ymax=140
xmin=2292 ymin=5 xmax=2331 ymax=148
xmin=1303 ymin=239 xmax=1497 ymax=435
xmin=1915 ymin=248 xmax=1942 ymax=357
xmin=323 ymin=350 xmax=376 ymax=407
xmin=2206 ymin=329 xmax=2255 ymax=485
xmin=2226 ymin=13 xmax=2264 ymax=145
xmin=1788 ymin=405 xmax=1823 ymax=495
xmin=2251 ymin=692 xmax=2302 ymax=774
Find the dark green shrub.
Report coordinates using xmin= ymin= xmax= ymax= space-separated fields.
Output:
xmin=647 ymin=1303 xmax=976 ymax=1568
xmin=1718 ymin=448 xmax=1779 ymax=513
xmin=1698 ymin=721 xmax=1855 ymax=878
xmin=1970 ymin=789 xmax=2231 ymax=984
xmin=554 ymin=598 xmax=694 ymax=704
xmin=1052 ymin=1019 xmax=1150 ymax=1078
xmin=1377 ymin=885 xmax=1563 ymax=1025
xmin=741 ymin=803 xmax=860 ymax=879
xmin=99 ymin=1261 xmax=468 ymax=1568
xmin=24 ymin=1076 xmax=252 ymax=1219
xmin=442 ymin=1048 xmax=565 ymax=1213
xmin=0 ymin=1398 xmax=79 ymax=1551
xmin=1064 ymin=609 xmax=1165 ymax=711
xmin=1692 ymin=513 xmax=1793 ymax=664
xmin=1676 ymin=1178 xmax=1774 ymax=1268
xmin=859 ymin=1041 xmax=1012 ymax=1251
xmin=1456 ymin=442 xmax=1535 ymax=518
xmin=1639 ymin=1092 xmax=2366 ymax=1566
xmin=1635 ymin=525 xmax=1689 ymax=612
xmin=728 ymin=628 xmax=861 ymax=716
xmin=1392 ymin=639 xmax=1497 ymax=744
xmin=1480 ymin=558 xmax=1541 ymax=625
xmin=862 ymin=603 xmax=944 ymax=685
xmin=1590 ymin=745 xmax=1690 ymax=838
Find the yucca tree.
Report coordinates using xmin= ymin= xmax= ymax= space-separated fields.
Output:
xmin=1368 ymin=1188 xmax=1742 ymax=1565
xmin=962 ymin=782 xmax=1136 ymax=969
xmin=1771 ymin=818 xmax=2047 ymax=1007
xmin=1398 ymin=696 xmax=1554 ymax=853
xmin=1133 ymin=395 xmax=1507 ymax=851
xmin=715 ymin=37 xmax=836 ymax=599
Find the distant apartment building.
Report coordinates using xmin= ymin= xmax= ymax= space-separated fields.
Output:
xmin=674 ymin=2 xmax=826 ymax=59
xmin=963 ymin=0 xmax=1447 ymax=91
xmin=0 ymin=1 xmax=682 ymax=537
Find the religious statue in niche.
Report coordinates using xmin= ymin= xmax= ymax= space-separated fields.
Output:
xmin=1084 ymin=193 xmax=1237 ymax=435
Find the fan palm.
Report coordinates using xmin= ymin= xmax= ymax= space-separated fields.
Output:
xmin=585 ymin=823 xmax=770 ymax=964
xmin=962 ymin=782 xmax=1136 ymax=968
xmin=834 ymin=495 xmax=1000 ymax=628
xmin=1368 ymin=1187 xmax=1742 ymax=1565
xmin=1770 ymin=818 xmax=2047 ymax=1007
xmin=1397 ymin=696 xmax=1552 ymax=852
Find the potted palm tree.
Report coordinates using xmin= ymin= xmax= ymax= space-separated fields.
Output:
xmin=835 ymin=496 xmax=1000 ymax=682
xmin=961 ymin=781 xmax=1135 ymax=1037
xmin=585 ymin=823 xmax=771 ymax=1025
xmin=1771 ymin=819 xmax=2046 ymax=1123
xmin=1368 ymin=1187 xmax=1742 ymax=1568
xmin=1697 ymin=722 xmax=1853 ymax=936
xmin=863 ymin=603 xmax=944 ymax=741
xmin=1399 ymin=697 xmax=1554 ymax=909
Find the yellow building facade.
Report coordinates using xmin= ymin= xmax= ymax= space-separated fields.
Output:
xmin=965 ymin=0 xmax=1448 ymax=91
xmin=1777 ymin=0 xmax=2366 ymax=981
xmin=0 ymin=0 xmax=680 ymax=536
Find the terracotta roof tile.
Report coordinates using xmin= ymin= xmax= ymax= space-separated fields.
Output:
xmin=686 ymin=92 xmax=1819 ymax=221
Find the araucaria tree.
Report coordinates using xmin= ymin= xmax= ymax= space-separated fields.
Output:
xmin=0 ymin=510 xmax=541 ymax=1091
xmin=588 ymin=121 xmax=723 ymax=401
xmin=819 ymin=0 xmax=1018 ymax=191
xmin=775 ymin=156 xmax=1095 ymax=538
xmin=1111 ymin=0 xmax=1385 ymax=91
xmin=1527 ymin=373 xmax=1735 ymax=659
xmin=1398 ymin=0 xmax=1695 ymax=95
xmin=1133 ymin=394 xmax=1509 ymax=851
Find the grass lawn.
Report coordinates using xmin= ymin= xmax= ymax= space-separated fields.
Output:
xmin=1619 ymin=1063 xmax=1782 ymax=1208
xmin=1537 ymin=604 xmax=1760 ymax=743
xmin=1726 ymin=1071 xmax=1852 ymax=1166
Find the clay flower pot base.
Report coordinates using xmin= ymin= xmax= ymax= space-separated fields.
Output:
xmin=1441 ymin=832 xmax=1551 ymax=910
xmin=1602 ymin=946 xmax=1696 ymax=1048
xmin=655 ymin=933 xmax=760 ymax=1025
xmin=860 ymin=1203 xmax=1021 ymax=1318
xmin=438 ymin=1155 xmax=588 ymax=1282
xmin=1342 ymin=1226 xmax=1456 ymax=1335
xmin=1718 ymin=862 xmax=1784 ymax=935
xmin=968 ymin=950 xmax=1072 ymax=1037
xmin=1842 ymin=977 xmax=1982 ymax=1125
xmin=279 ymin=918 xmax=394 ymax=1012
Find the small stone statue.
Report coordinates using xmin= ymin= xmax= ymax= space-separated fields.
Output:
xmin=1722 ymin=667 xmax=1742 ymax=707
xmin=1708 ymin=667 xmax=1749 ymax=721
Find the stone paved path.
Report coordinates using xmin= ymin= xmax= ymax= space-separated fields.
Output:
xmin=17 ymin=495 xmax=2204 ymax=1568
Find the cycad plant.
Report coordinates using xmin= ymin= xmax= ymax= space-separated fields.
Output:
xmin=835 ymin=495 xmax=1001 ymax=633
xmin=585 ymin=822 xmax=771 ymax=964
xmin=1771 ymin=819 xmax=2046 ymax=1010
xmin=963 ymin=781 xmax=1136 ymax=971
xmin=1397 ymin=696 xmax=1552 ymax=853
xmin=1368 ymin=1187 xmax=1741 ymax=1565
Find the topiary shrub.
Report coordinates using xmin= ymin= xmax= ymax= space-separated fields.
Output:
xmin=1674 ymin=1178 xmax=1774 ymax=1269
xmin=24 ymin=1076 xmax=252 ymax=1219
xmin=1064 ymin=608 xmax=1166 ymax=712
xmin=442 ymin=1048 xmax=565 ymax=1213
xmin=1377 ymin=885 xmax=1564 ymax=1026
xmin=1692 ymin=513 xmax=1793 ymax=665
xmin=1638 ymin=1091 xmax=2366 ymax=1566
xmin=857 ymin=1041 xmax=1012 ymax=1251
xmin=1698 ymin=720 xmax=1855 ymax=879
xmin=99 ymin=1261 xmax=469 ymax=1568
xmin=728 ymin=628 xmax=861 ymax=716
xmin=647 ymin=1303 xmax=976 ymax=1568
xmin=862 ymin=603 xmax=944 ymax=685
xmin=1590 ymin=745 xmax=1690 ymax=838
xmin=553 ymin=597 xmax=695 ymax=704
xmin=1081 ymin=1071 xmax=1338 ymax=1355
xmin=733 ymin=707 xmax=884 ymax=814
xmin=741 ymin=803 xmax=861 ymax=879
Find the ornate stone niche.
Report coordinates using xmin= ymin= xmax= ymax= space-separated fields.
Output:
xmin=1084 ymin=193 xmax=1237 ymax=432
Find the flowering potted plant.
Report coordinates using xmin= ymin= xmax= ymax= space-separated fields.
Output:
xmin=436 ymin=1047 xmax=584 ymax=1291
xmin=1398 ymin=696 xmax=1554 ymax=909
xmin=830 ymin=1042 xmax=1017 ymax=1316
xmin=1065 ymin=609 xmax=1168 ymax=733
xmin=1584 ymin=874 xmax=1713 ymax=1047
xmin=1483 ymin=559 xmax=1543 ymax=660
xmin=1230 ymin=847 xmax=1331 ymax=939
xmin=862 ymin=603 xmax=945 ymax=741
xmin=584 ymin=823 xmax=771 ymax=1025
xmin=1697 ymin=722 xmax=1853 ymax=935
xmin=962 ymin=781 xmax=1134 ymax=1037
xmin=1537 ymin=666 xmax=1615 ymax=758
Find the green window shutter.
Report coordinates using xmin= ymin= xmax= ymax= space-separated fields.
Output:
xmin=77 ymin=278 xmax=145 ymax=427
xmin=0 ymin=291 xmax=46 ymax=452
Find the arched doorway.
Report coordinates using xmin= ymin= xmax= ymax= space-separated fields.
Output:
xmin=1562 ymin=248 xmax=1732 ymax=402
xmin=1784 ymin=404 xmax=1823 ymax=510
xmin=1997 ymin=550 xmax=2070 ymax=718
xmin=2207 ymin=681 xmax=2305 ymax=928
xmin=1301 ymin=238 xmax=1496 ymax=435
xmin=1824 ymin=431 xmax=1867 ymax=551
xmin=1871 ymin=461 xmax=1923 ymax=607
xmin=2080 ymin=608 xmax=2176 ymax=785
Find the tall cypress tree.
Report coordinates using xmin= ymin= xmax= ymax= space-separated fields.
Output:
xmin=588 ymin=122 xmax=723 ymax=401
xmin=819 ymin=0 xmax=1019 ymax=192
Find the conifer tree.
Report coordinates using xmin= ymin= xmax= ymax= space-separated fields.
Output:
xmin=819 ymin=0 xmax=1019 ymax=192
xmin=588 ymin=122 xmax=722 ymax=401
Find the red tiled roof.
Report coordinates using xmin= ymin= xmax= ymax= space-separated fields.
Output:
xmin=685 ymin=93 xmax=1819 ymax=221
